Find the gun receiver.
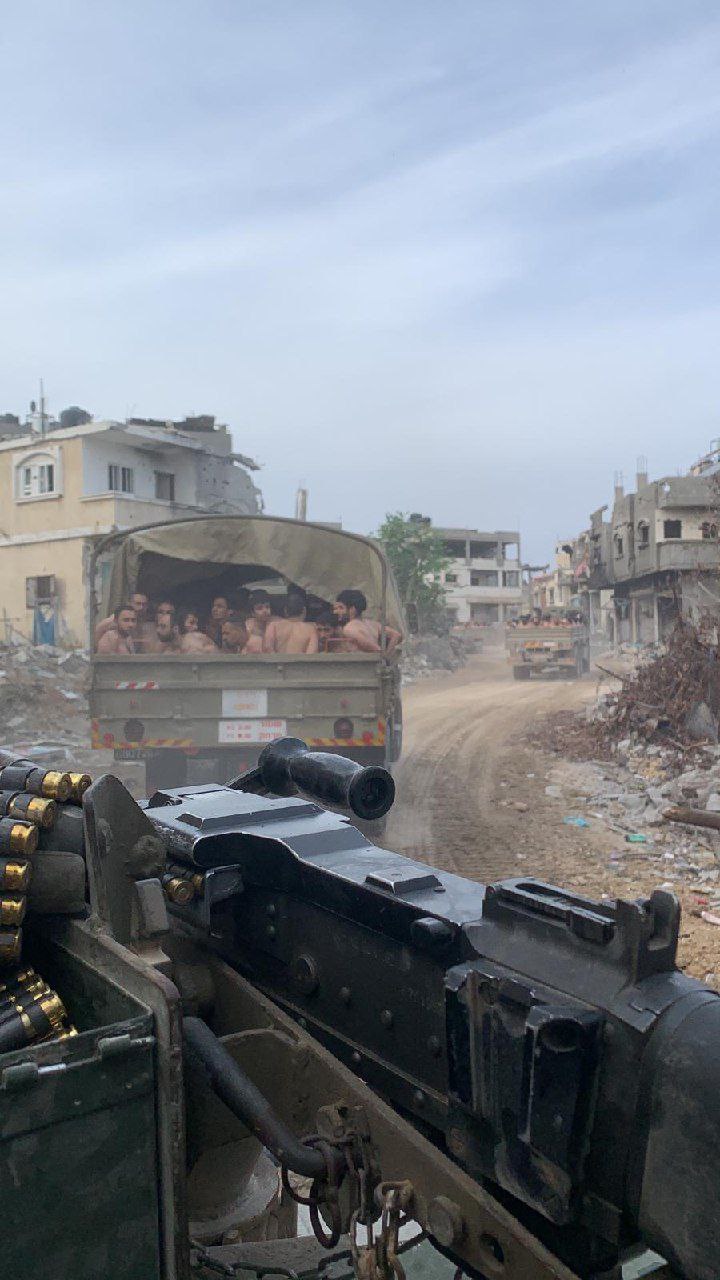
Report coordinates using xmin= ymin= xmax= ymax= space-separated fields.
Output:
xmin=142 ymin=750 xmax=719 ymax=1280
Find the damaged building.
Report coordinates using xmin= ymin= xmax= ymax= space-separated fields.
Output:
xmin=568 ymin=454 xmax=720 ymax=647
xmin=0 ymin=412 xmax=262 ymax=647
xmin=435 ymin=527 xmax=522 ymax=624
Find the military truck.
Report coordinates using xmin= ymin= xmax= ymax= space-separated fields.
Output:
xmin=89 ymin=516 xmax=404 ymax=795
xmin=505 ymin=621 xmax=591 ymax=679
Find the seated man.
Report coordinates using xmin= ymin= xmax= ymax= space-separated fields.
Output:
xmin=144 ymin=601 xmax=179 ymax=654
xmin=177 ymin=608 xmax=218 ymax=654
xmin=220 ymin=620 xmax=248 ymax=652
xmin=333 ymin=590 xmax=402 ymax=654
xmin=314 ymin=607 xmax=343 ymax=653
xmin=95 ymin=592 xmax=156 ymax=651
xmin=96 ymin=604 xmax=137 ymax=654
xmin=243 ymin=590 xmax=277 ymax=654
xmin=205 ymin=596 xmax=231 ymax=647
xmin=264 ymin=593 xmax=319 ymax=654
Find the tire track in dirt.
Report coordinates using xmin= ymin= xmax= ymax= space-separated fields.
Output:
xmin=387 ymin=650 xmax=605 ymax=881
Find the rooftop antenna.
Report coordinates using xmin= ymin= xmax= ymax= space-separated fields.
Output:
xmin=39 ymin=379 xmax=47 ymax=438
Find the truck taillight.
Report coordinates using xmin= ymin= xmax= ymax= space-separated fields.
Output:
xmin=334 ymin=717 xmax=354 ymax=740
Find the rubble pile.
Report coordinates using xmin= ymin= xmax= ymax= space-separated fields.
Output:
xmin=401 ymin=631 xmax=477 ymax=684
xmin=0 ymin=646 xmax=90 ymax=765
xmin=593 ymin=621 xmax=720 ymax=749
xmin=543 ymin=754 xmax=720 ymax=946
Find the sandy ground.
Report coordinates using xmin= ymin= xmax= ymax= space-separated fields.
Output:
xmin=387 ymin=647 xmax=720 ymax=979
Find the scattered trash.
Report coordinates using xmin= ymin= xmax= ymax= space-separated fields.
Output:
xmin=626 ymin=833 xmax=648 ymax=843
xmin=563 ymin=816 xmax=589 ymax=828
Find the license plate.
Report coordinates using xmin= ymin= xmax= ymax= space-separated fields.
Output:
xmin=218 ymin=718 xmax=287 ymax=745
xmin=114 ymin=748 xmax=146 ymax=761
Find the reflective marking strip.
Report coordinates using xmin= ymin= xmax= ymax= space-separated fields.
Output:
xmin=308 ymin=718 xmax=386 ymax=748
xmin=91 ymin=727 xmax=195 ymax=751
xmin=114 ymin=681 xmax=160 ymax=690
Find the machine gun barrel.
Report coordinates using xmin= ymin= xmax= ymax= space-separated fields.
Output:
xmin=244 ymin=735 xmax=395 ymax=821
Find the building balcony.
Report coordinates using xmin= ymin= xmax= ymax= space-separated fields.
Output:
xmin=657 ymin=540 xmax=720 ymax=572
xmin=445 ymin=585 xmax=522 ymax=601
xmin=656 ymin=476 xmax=713 ymax=509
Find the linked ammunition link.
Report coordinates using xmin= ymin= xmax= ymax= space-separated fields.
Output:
xmin=0 ymin=791 xmax=57 ymax=829
xmin=0 ymin=858 xmax=31 ymax=893
xmin=0 ymin=757 xmax=94 ymax=973
xmin=0 ymin=967 xmax=76 ymax=1053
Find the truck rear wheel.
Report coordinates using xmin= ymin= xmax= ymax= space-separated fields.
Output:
xmin=513 ymin=665 xmax=531 ymax=680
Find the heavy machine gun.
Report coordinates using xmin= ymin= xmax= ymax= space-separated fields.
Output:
xmin=0 ymin=739 xmax=716 ymax=1280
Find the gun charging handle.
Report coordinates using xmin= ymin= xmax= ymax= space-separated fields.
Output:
xmin=256 ymin=737 xmax=395 ymax=821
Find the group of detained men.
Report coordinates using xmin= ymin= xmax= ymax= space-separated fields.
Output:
xmin=507 ymin=609 xmax=585 ymax=628
xmin=96 ymin=588 xmax=402 ymax=657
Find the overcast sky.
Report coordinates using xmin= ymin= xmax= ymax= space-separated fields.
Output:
xmin=3 ymin=2 xmax=720 ymax=562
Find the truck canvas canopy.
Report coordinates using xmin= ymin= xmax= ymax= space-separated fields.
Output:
xmin=103 ymin=515 xmax=404 ymax=631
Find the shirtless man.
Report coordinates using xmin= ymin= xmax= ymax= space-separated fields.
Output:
xmin=243 ymin=591 xmax=277 ymax=654
xmin=333 ymin=590 xmax=402 ymax=654
xmin=96 ymin=604 xmax=137 ymax=655
xmin=177 ymin=608 xmax=218 ymax=654
xmin=144 ymin=602 xmax=179 ymax=654
xmin=205 ymin=596 xmax=231 ymax=647
xmin=95 ymin=592 xmax=155 ymax=651
xmin=264 ymin=594 xmax=319 ymax=655
xmin=220 ymin=620 xmax=248 ymax=653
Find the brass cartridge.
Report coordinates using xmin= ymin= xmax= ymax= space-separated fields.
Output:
xmin=0 ymin=858 xmax=32 ymax=893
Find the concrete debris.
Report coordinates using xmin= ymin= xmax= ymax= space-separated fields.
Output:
xmin=536 ymin=745 xmax=720 ymax=888
xmin=686 ymin=701 xmax=719 ymax=744
xmin=0 ymin=645 xmax=90 ymax=767
xmin=401 ymin=631 xmax=479 ymax=684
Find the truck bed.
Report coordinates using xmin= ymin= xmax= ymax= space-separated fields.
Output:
xmin=90 ymin=652 xmax=393 ymax=759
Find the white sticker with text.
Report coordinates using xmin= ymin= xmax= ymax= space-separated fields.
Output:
xmin=221 ymin=689 xmax=268 ymax=717
xmin=219 ymin=718 xmax=286 ymax=744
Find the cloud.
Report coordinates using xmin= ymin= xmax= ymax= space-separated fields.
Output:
xmin=1 ymin=2 xmax=719 ymax=560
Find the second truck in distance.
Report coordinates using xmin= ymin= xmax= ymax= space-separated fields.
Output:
xmin=505 ymin=618 xmax=590 ymax=679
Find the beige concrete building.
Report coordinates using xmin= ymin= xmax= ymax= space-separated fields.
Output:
xmin=0 ymin=416 xmax=261 ymax=647
xmin=435 ymin=527 xmax=522 ymax=623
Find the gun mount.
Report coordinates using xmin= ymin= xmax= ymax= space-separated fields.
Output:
xmin=0 ymin=739 xmax=716 ymax=1279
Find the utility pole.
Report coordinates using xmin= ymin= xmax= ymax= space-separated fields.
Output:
xmin=39 ymin=379 xmax=47 ymax=438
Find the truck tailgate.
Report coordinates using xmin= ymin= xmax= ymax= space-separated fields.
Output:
xmin=90 ymin=653 xmax=391 ymax=752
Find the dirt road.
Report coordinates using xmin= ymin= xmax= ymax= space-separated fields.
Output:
xmin=387 ymin=648 xmax=720 ymax=979
xmin=388 ymin=648 xmax=610 ymax=878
